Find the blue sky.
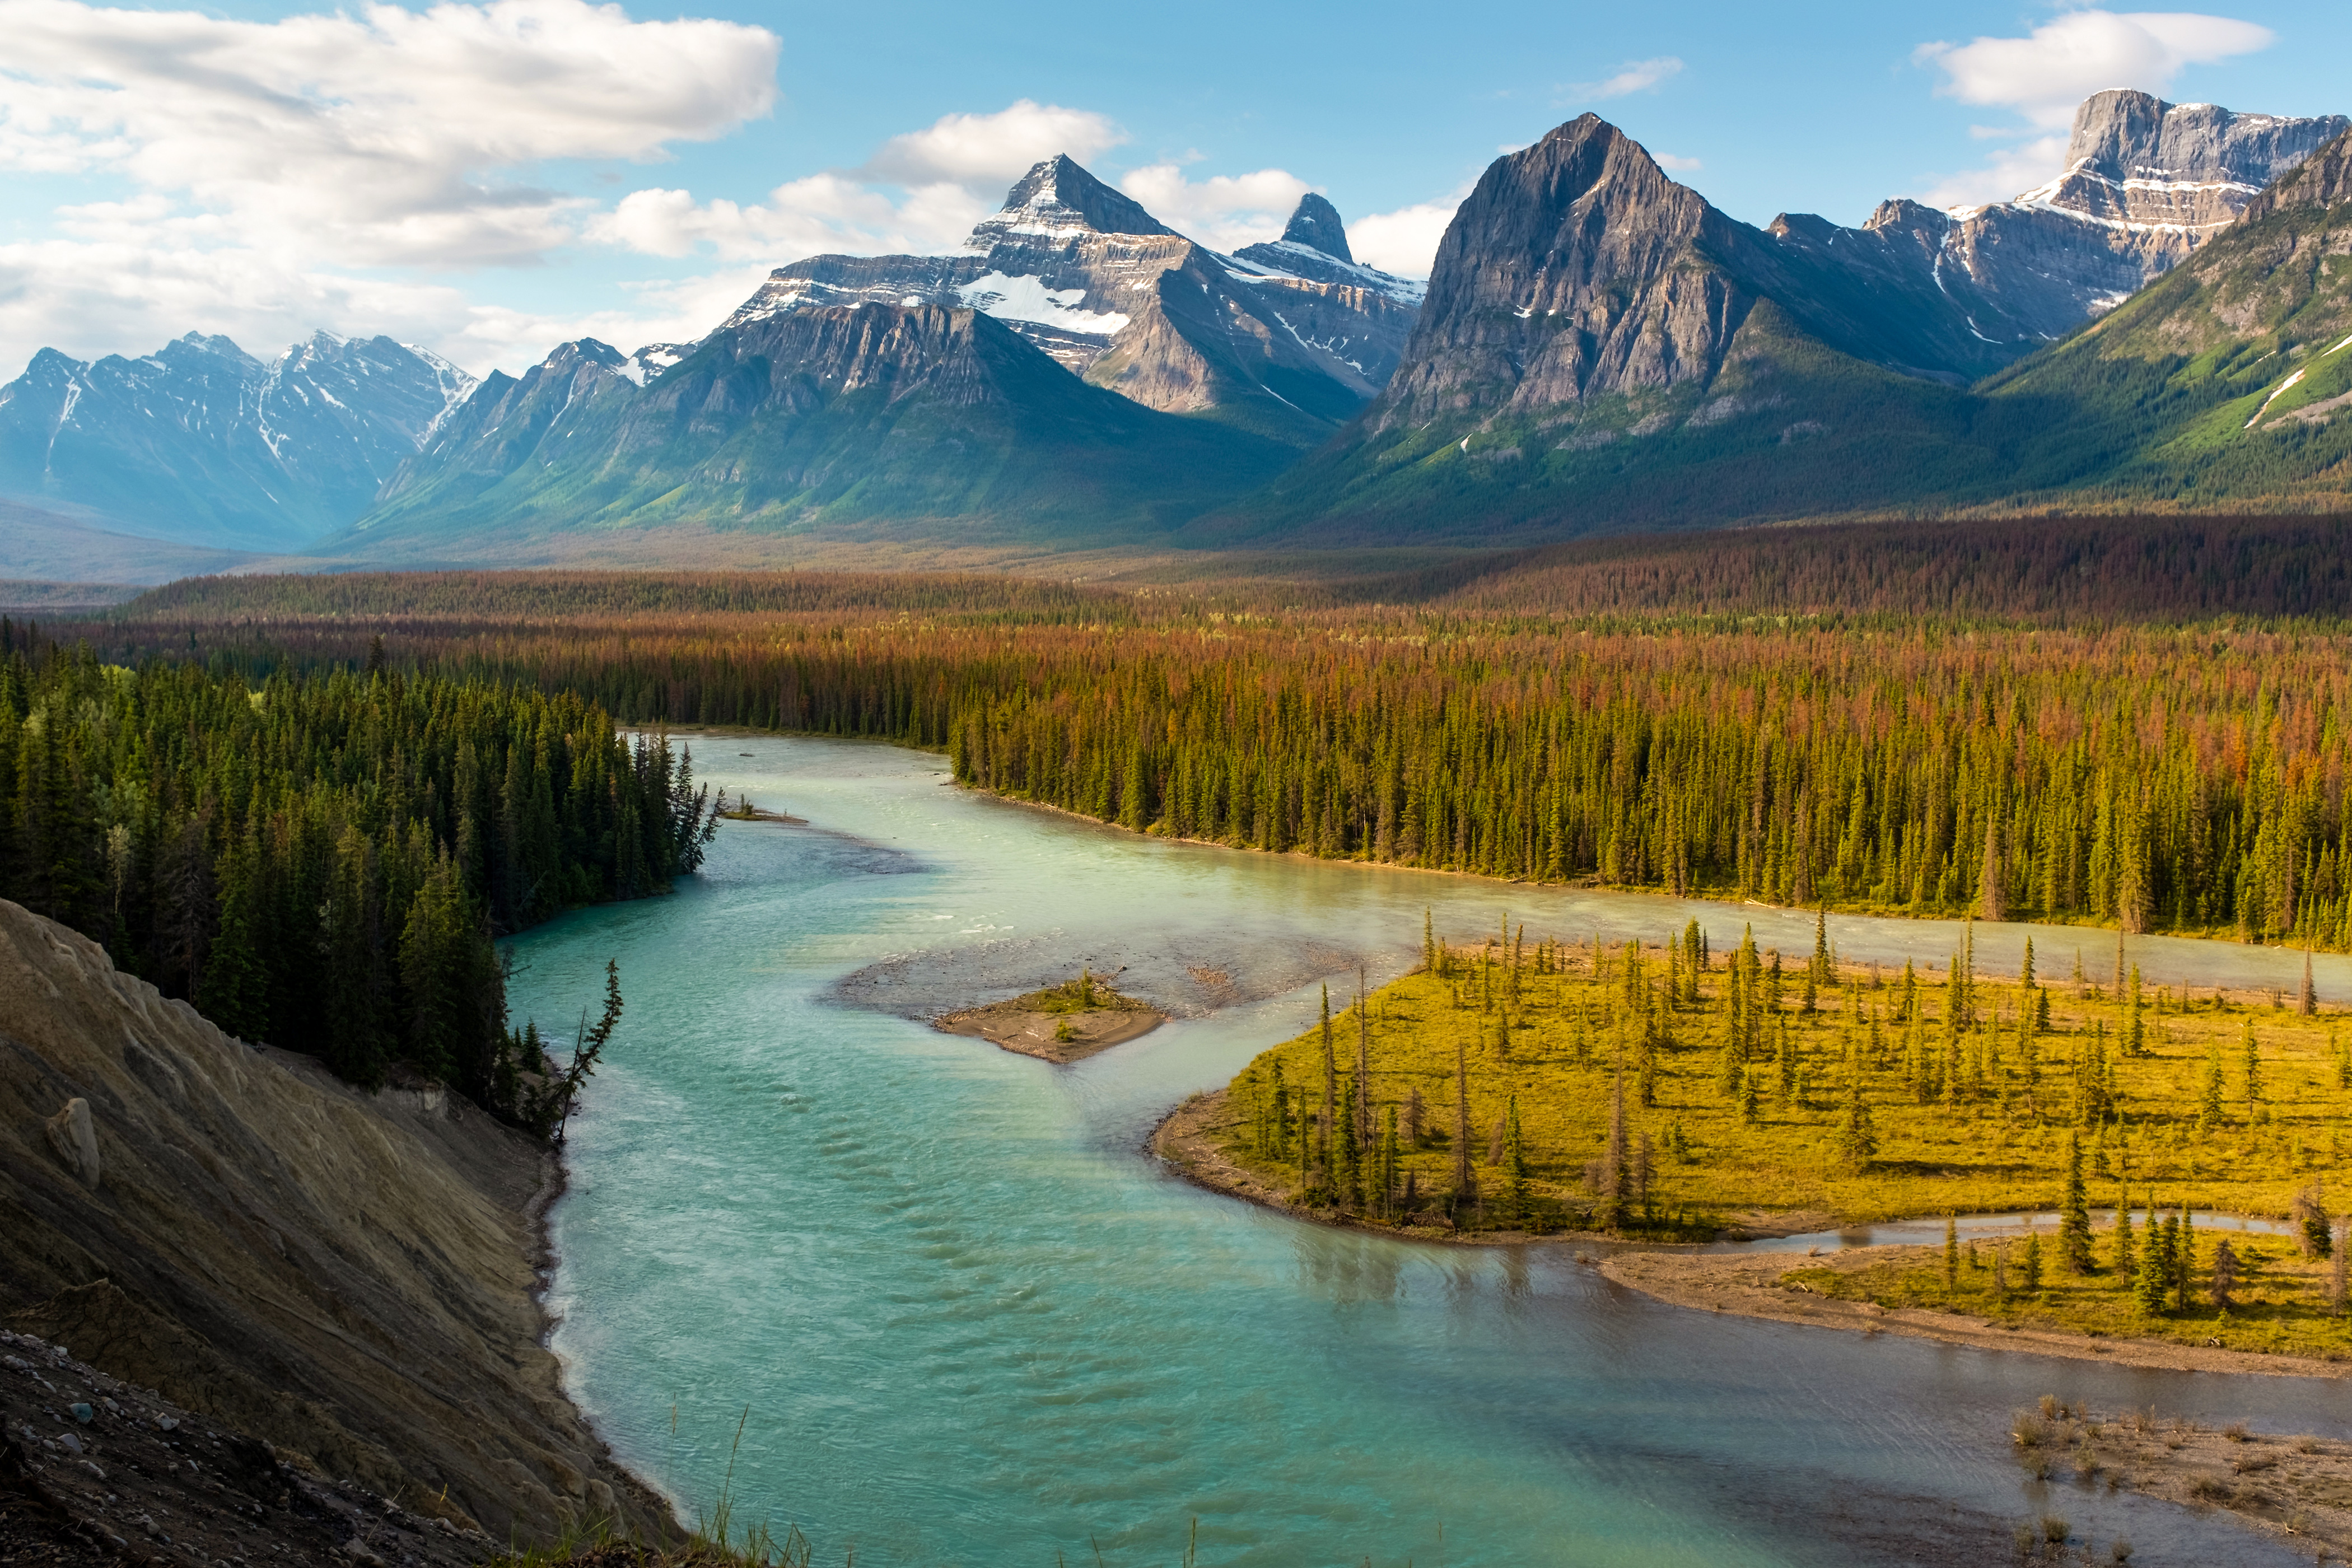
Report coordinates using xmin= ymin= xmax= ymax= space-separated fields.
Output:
xmin=0 ymin=0 xmax=2345 ymax=376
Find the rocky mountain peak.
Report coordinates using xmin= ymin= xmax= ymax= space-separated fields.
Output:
xmin=2061 ymin=88 xmax=2345 ymax=188
xmin=1278 ymin=194 xmax=1354 ymax=262
xmin=2243 ymin=125 xmax=2352 ymax=222
xmin=965 ymin=155 xmax=1174 ymax=248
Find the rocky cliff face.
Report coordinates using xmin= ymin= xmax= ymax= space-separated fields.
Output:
xmin=724 ymin=161 xmax=1421 ymax=438
xmin=0 ymin=332 xmax=473 ymax=553
xmin=1363 ymin=115 xmax=2021 ymax=438
xmin=1884 ymin=91 xmax=2349 ymax=343
xmin=0 ymin=898 xmax=660 ymax=1541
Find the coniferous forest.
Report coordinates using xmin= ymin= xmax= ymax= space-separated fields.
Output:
xmin=0 ymin=623 xmax=716 ymax=1115
xmin=38 ymin=519 xmax=2352 ymax=953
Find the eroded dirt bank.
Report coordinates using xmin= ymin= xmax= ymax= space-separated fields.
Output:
xmin=0 ymin=898 xmax=665 ymax=1546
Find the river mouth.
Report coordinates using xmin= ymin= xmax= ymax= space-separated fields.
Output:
xmin=516 ymin=736 xmax=2348 ymax=1567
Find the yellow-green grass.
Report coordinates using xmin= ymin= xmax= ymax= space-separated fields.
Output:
xmin=1786 ymin=1231 xmax=2348 ymax=1361
xmin=1212 ymin=930 xmax=2351 ymax=1237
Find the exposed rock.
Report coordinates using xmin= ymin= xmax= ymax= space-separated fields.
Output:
xmin=1905 ymin=91 xmax=2348 ymax=342
xmin=0 ymin=897 xmax=664 ymax=1543
xmin=40 ymin=1098 xmax=97 ymax=1188
xmin=1276 ymin=193 xmax=1354 ymax=262
xmin=722 ymin=157 xmax=1420 ymax=433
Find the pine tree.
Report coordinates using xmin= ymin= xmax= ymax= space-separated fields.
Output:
xmin=2112 ymin=1191 xmax=2135 ymax=1276
xmin=2209 ymin=1239 xmax=2240 ymax=1309
xmin=2060 ymin=1131 xmax=2096 ymax=1273
xmin=1739 ymin=1067 xmax=1761 ymax=1125
xmin=2134 ymin=1221 xmax=2169 ymax=1317
xmin=1380 ymin=1105 xmax=1401 ymax=1220
xmin=2242 ymin=1021 xmax=2263 ymax=1117
xmin=1505 ymin=1095 xmax=1530 ymax=1228
xmin=1422 ymin=908 xmax=1435 ymax=973
xmin=1601 ymin=1071 xmax=1631 ymax=1231
xmin=1944 ymin=1214 xmax=1959 ymax=1295
xmin=1838 ymin=1068 xmax=1877 ymax=1172
xmin=2022 ymin=1232 xmax=2043 ymax=1294
xmin=2020 ymin=936 xmax=2036 ymax=992
xmin=2200 ymin=1041 xmax=2227 ymax=1126
xmin=2175 ymin=1210 xmax=2196 ymax=1312
xmin=1451 ymin=1032 xmax=1474 ymax=1215
xmin=1319 ymin=985 xmax=1336 ymax=1185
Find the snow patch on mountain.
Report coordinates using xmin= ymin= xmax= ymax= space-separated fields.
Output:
xmin=955 ymin=272 xmax=1131 ymax=334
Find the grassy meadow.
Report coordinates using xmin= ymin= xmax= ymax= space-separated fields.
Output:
xmin=1207 ymin=917 xmax=2351 ymax=1244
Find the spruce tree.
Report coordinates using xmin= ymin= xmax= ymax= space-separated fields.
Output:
xmin=2060 ymin=1131 xmax=2096 ymax=1273
xmin=1319 ymin=985 xmax=1336 ymax=1184
xmin=2112 ymin=1191 xmax=2135 ymax=1276
xmin=2134 ymin=1226 xmax=2168 ymax=1317
xmin=2200 ymin=1041 xmax=2227 ymax=1126
xmin=2020 ymin=936 xmax=2036 ymax=992
xmin=2175 ymin=1210 xmax=2196 ymax=1312
xmin=1505 ymin=1096 xmax=1530 ymax=1229
xmin=1451 ymin=1033 xmax=1474 ymax=1215
xmin=2022 ymin=1233 xmax=2043 ymax=1294
xmin=2242 ymin=1021 xmax=2263 ymax=1116
xmin=2303 ymin=948 xmax=2318 ymax=1018
xmin=1838 ymin=1069 xmax=1877 ymax=1172
xmin=1944 ymin=1215 xmax=1959 ymax=1296
xmin=1739 ymin=1067 xmax=1761 ymax=1126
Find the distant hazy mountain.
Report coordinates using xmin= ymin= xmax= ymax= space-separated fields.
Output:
xmin=0 ymin=332 xmax=473 ymax=553
xmin=338 ymin=302 xmax=1298 ymax=559
xmin=1216 ymin=112 xmax=2352 ymax=542
xmin=724 ymin=156 xmax=1422 ymax=444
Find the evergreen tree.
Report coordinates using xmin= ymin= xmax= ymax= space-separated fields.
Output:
xmin=1739 ymin=1067 xmax=1761 ymax=1126
xmin=2022 ymin=1232 xmax=2043 ymax=1293
xmin=2242 ymin=1021 xmax=2263 ymax=1116
xmin=2134 ymin=1221 xmax=2169 ymax=1317
xmin=1944 ymin=1214 xmax=1959 ymax=1295
xmin=2112 ymin=1190 xmax=2135 ymax=1276
xmin=2209 ymin=1239 xmax=2240 ymax=1309
xmin=2020 ymin=936 xmax=2036 ymax=992
xmin=2175 ymin=1210 xmax=2196 ymax=1312
xmin=1505 ymin=1095 xmax=1530 ymax=1228
xmin=1838 ymin=1068 xmax=1877 ymax=1172
xmin=2304 ymin=948 xmax=2319 ymax=1018
xmin=1380 ymin=1105 xmax=1401 ymax=1219
xmin=2200 ymin=1041 xmax=2227 ymax=1126
xmin=2060 ymin=1131 xmax=2096 ymax=1273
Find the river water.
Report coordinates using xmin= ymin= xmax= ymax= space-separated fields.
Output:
xmin=517 ymin=736 xmax=2352 ymax=1567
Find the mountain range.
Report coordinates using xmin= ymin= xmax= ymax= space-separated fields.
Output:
xmin=0 ymin=332 xmax=472 ymax=554
xmin=4 ymin=89 xmax=2349 ymax=576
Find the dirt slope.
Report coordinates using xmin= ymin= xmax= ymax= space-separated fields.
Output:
xmin=0 ymin=898 xmax=661 ymax=1542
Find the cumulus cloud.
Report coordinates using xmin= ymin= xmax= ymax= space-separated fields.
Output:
xmin=0 ymin=0 xmax=778 ymax=374
xmin=592 ymin=100 xmax=1140 ymax=269
xmin=0 ymin=0 xmax=779 ymax=267
xmin=1570 ymin=57 xmax=1684 ymax=101
xmin=1349 ymin=185 xmax=1474 ymax=278
xmin=1653 ymin=152 xmax=1703 ymax=172
xmin=1915 ymin=9 xmax=2274 ymax=129
xmin=1909 ymin=9 xmax=2271 ymax=212
xmin=604 ymin=105 xmax=1324 ymax=267
xmin=860 ymin=100 xmax=1125 ymax=189
xmin=1117 ymin=165 xmax=1312 ymax=252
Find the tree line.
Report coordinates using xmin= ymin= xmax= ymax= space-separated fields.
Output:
xmin=0 ymin=628 xmax=716 ymax=1121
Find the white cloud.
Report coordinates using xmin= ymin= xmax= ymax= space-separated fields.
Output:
xmin=860 ymin=100 xmax=1125 ymax=189
xmin=1909 ymin=9 xmax=2271 ymax=212
xmin=1915 ymin=10 xmax=2274 ymax=130
xmin=0 ymin=0 xmax=779 ymax=375
xmin=1570 ymin=57 xmax=1685 ymax=101
xmin=1117 ymin=165 xmax=1312 ymax=252
xmin=590 ymin=101 xmax=1130 ymax=271
xmin=1917 ymin=134 xmax=2074 ymax=209
xmin=0 ymin=0 xmax=779 ymax=268
xmin=1350 ymin=185 xmax=1474 ymax=278
xmin=1653 ymin=152 xmax=1703 ymax=172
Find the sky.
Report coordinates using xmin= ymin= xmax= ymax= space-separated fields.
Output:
xmin=0 ymin=1 xmax=2346 ymax=379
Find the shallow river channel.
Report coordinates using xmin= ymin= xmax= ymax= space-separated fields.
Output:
xmin=512 ymin=736 xmax=2352 ymax=1567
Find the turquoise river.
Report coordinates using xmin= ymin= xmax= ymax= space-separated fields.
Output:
xmin=510 ymin=736 xmax=2352 ymax=1567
